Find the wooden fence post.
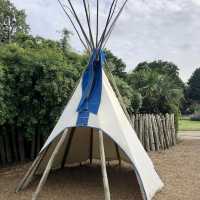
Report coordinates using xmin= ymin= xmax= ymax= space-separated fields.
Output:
xmin=148 ymin=115 xmax=155 ymax=151
xmin=155 ymin=115 xmax=165 ymax=149
xmin=151 ymin=115 xmax=160 ymax=151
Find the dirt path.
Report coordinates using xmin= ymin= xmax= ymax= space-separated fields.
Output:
xmin=179 ymin=131 xmax=200 ymax=140
xmin=0 ymin=139 xmax=200 ymax=200
xmin=151 ymin=139 xmax=200 ymax=200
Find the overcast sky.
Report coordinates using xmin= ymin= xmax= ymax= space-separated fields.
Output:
xmin=11 ymin=0 xmax=200 ymax=82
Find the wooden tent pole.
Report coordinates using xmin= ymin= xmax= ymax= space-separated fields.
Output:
xmin=114 ymin=143 xmax=121 ymax=167
xmin=16 ymin=153 xmax=43 ymax=192
xmin=89 ymin=128 xmax=93 ymax=164
xmin=16 ymin=145 xmax=49 ymax=192
xmin=61 ymin=127 xmax=76 ymax=168
xmin=104 ymin=63 xmax=132 ymax=124
xmin=32 ymin=129 xmax=68 ymax=200
xmin=57 ymin=0 xmax=89 ymax=51
xmin=99 ymin=130 xmax=111 ymax=200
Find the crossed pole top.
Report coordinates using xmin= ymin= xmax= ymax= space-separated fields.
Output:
xmin=57 ymin=0 xmax=128 ymax=55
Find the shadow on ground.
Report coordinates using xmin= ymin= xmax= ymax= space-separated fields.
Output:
xmin=1 ymin=139 xmax=200 ymax=200
xmin=0 ymin=163 xmax=142 ymax=200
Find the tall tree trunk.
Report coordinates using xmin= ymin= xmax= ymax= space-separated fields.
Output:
xmin=17 ymin=128 xmax=25 ymax=162
xmin=0 ymin=134 xmax=6 ymax=165
xmin=30 ymin=133 xmax=36 ymax=160
xmin=10 ymin=125 xmax=18 ymax=162
xmin=3 ymin=127 xmax=12 ymax=163
xmin=36 ymin=131 xmax=41 ymax=154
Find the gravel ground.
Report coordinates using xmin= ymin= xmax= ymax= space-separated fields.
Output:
xmin=179 ymin=131 xmax=200 ymax=140
xmin=0 ymin=139 xmax=200 ymax=200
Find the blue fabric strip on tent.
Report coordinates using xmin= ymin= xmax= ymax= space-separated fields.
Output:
xmin=76 ymin=50 xmax=106 ymax=126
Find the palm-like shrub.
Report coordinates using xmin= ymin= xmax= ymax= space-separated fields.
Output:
xmin=128 ymin=69 xmax=183 ymax=114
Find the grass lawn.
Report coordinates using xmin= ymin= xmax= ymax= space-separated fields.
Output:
xmin=179 ymin=119 xmax=200 ymax=131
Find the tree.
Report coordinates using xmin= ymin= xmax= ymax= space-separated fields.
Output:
xmin=0 ymin=63 xmax=8 ymax=125
xmin=134 ymin=60 xmax=184 ymax=88
xmin=104 ymin=50 xmax=143 ymax=113
xmin=0 ymin=62 xmax=15 ymax=163
xmin=187 ymin=68 xmax=200 ymax=103
xmin=114 ymin=76 xmax=142 ymax=113
xmin=60 ymin=28 xmax=71 ymax=56
xmin=105 ymin=49 xmax=127 ymax=78
xmin=128 ymin=69 xmax=183 ymax=114
xmin=0 ymin=0 xmax=29 ymax=43
xmin=0 ymin=34 xmax=84 ymax=160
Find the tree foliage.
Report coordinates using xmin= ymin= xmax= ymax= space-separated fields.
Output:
xmin=187 ymin=68 xmax=200 ymax=103
xmin=105 ymin=49 xmax=127 ymax=78
xmin=0 ymin=0 xmax=29 ymax=43
xmin=114 ymin=76 xmax=142 ymax=113
xmin=0 ymin=0 xmax=187 ymax=164
xmin=0 ymin=63 xmax=8 ymax=126
xmin=135 ymin=60 xmax=184 ymax=88
xmin=60 ymin=28 xmax=71 ymax=56
xmin=0 ymin=36 xmax=83 ymax=140
xmin=104 ymin=50 xmax=143 ymax=112
xmin=128 ymin=68 xmax=183 ymax=114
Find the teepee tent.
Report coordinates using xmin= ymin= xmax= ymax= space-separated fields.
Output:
xmin=16 ymin=0 xmax=164 ymax=200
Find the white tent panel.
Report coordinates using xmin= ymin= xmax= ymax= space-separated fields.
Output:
xmin=89 ymin=71 xmax=163 ymax=200
xmin=38 ymin=70 xmax=163 ymax=200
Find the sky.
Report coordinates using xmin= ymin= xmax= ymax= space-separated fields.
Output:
xmin=11 ymin=0 xmax=200 ymax=82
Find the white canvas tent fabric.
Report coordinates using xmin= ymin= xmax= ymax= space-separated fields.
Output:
xmin=34 ymin=70 xmax=163 ymax=200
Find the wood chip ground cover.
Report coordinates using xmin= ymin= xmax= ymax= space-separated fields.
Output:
xmin=0 ymin=139 xmax=200 ymax=200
